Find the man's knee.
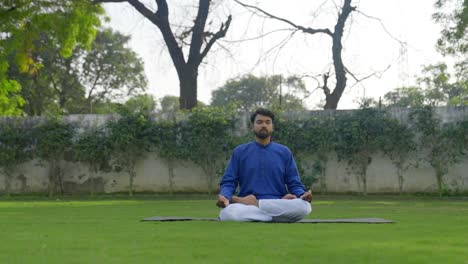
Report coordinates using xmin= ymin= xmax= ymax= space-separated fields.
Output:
xmin=264 ymin=199 xmax=312 ymax=222
xmin=295 ymin=199 xmax=312 ymax=216
xmin=219 ymin=204 xmax=241 ymax=221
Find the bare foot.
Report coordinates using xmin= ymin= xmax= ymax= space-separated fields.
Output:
xmin=282 ymin=194 xmax=297 ymax=200
xmin=232 ymin=195 xmax=258 ymax=206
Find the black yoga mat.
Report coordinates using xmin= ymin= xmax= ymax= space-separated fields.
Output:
xmin=142 ymin=216 xmax=394 ymax=223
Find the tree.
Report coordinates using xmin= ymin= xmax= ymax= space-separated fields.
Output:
xmin=159 ymin=95 xmax=180 ymax=114
xmin=383 ymin=86 xmax=426 ymax=108
xmin=0 ymin=76 xmax=24 ymax=116
xmin=235 ymin=0 xmax=356 ymax=109
xmin=433 ymin=0 xmax=467 ymax=56
xmin=6 ymin=28 xmax=147 ymax=115
xmin=7 ymin=33 xmax=87 ymax=115
xmin=81 ymin=29 xmax=147 ymax=113
xmin=0 ymin=0 xmax=104 ymax=115
xmin=94 ymin=0 xmax=232 ymax=110
xmin=123 ymin=94 xmax=156 ymax=115
xmin=417 ymin=63 xmax=468 ymax=106
xmin=211 ymin=74 xmax=307 ymax=112
xmin=384 ymin=64 xmax=468 ymax=107
xmin=421 ymin=0 xmax=468 ymax=107
xmin=155 ymin=95 xmax=205 ymax=118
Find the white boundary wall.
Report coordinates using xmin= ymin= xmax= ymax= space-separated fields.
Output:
xmin=1 ymin=106 xmax=467 ymax=194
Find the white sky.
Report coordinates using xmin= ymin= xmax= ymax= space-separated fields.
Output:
xmin=102 ymin=0 xmax=445 ymax=109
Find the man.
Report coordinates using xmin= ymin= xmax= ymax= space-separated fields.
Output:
xmin=216 ymin=108 xmax=312 ymax=222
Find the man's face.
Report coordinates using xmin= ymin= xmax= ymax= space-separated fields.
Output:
xmin=252 ymin=114 xmax=273 ymax=139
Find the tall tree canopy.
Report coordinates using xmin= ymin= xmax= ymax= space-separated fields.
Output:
xmin=94 ymin=0 xmax=232 ymax=110
xmin=6 ymin=28 xmax=147 ymax=115
xmin=0 ymin=0 xmax=104 ymax=115
xmin=80 ymin=28 xmax=147 ymax=113
xmin=433 ymin=0 xmax=467 ymax=56
xmin=430 ymin=0 xmax=467 ymax=105
xmin=211 ymin=74 xmax=307 ymax=112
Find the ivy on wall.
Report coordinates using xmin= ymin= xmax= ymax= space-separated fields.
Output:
xmin=0 ymin=106 xmax=467 ymax=197
xmin=409 ymin=106 xmax=467 ymax=196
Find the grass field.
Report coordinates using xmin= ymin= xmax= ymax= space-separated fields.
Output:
xmin=1 ymin=195 xmax=467 ymax=263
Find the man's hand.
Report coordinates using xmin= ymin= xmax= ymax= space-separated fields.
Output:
xmin=216 ymin=195 xmax=229 ymax=208
xmin=281 ymin=193 xmax=297 ymax=200
xmin=300 ymin=190 xmax=313 ymax=202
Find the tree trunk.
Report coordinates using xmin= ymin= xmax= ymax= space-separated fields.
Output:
xmin=323 ymin=0 xmax=353 ymax=109
xmin=179 ymin=68 xmax=198 ymax=110
xmin=319 ymin=160 xmax=327 ymax=194
xmin=48 ymin=161 xmax=56 ymax=198
xmin=128 ymin=166 xmax=136 ymax=197
xmin=436 ymin=170 xmax=444 ymax=197
xmin=361 ymin=163 xmax=368 ymax=196
xmin=203 ymin=165 xmax=214 ymax=195
xmin=90 ymin=166 xmax=97 ymax=196
xmin=167 ymin=159 xmax=175 ymax=195
xmin=4 ymin=170 xmax=12 ymax=198
xmin=93 ymin=0 xmax=231 ymax=111
xmin=397 ymin=165 xmax=404 ymax=195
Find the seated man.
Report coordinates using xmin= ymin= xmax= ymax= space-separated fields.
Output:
xmin=216 ymin=108 xmax=312 ymax=222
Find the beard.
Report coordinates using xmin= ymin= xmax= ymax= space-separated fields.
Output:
xmin=255 ymin=129 xmax=271 ymax=139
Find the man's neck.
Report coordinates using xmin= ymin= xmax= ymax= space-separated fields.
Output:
xmin=255 ymin=137 xmax=271 ymax=146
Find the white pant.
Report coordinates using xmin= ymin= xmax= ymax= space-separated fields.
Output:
xmin=219 ymin=198 xmax=312 ymax=222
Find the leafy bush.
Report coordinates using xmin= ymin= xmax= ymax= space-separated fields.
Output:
xmin=183 ymin=106 xmax=237 ymax=194
xmin=107 ymin=113 xmax=152 ymax=196
xmin=74 ymin=126 xmax=112 ymax=195
xmin=335 ymin=108 xmax=391 ymax=195
xmin=151 ymin=118 xmax=187 ymax=194
xmin=33 ymin=118 xmax=75 ymax=197
xmin=380 ymin=118 xmax=417 ymax=194
xmin=409 ymin=106 xmax=466 ymax=196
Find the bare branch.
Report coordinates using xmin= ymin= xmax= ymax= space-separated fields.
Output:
xmin=356 ymin=10 xmax=405 ymax=45
xmin=345 ymin=64 xmax=392 ymax=90
xmin=234 ymin=0 xmax=333 ymax=36
xmin=199 ymin=15 xmax=232 ymax=63
xmin=322 ymin=73 xmax=331 ymax=97
xmin=248 ymin=30 xmax=298 ymax=73
xmin=222 ymin=28 xmax=295 ymax=43
xmin=92 ymin=0 xmax=127 ymax=3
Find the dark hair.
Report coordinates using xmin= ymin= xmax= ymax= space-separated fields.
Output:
xmin=250 ymin=108 xmax=275 ymax=124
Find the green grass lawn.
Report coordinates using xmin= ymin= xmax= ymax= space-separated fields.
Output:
xmin=1 ymin=196 xmax=467 ymax=264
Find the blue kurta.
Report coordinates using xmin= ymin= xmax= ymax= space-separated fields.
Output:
xmin=219 ymin=141 xmax=307 ymax=201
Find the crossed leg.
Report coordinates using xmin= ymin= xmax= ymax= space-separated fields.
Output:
xmin=219 ymin=198 xmax=312 ymax=222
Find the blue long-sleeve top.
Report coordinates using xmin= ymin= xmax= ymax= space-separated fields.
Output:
xmin=219 ymin=141 xmax=307 ymax=201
